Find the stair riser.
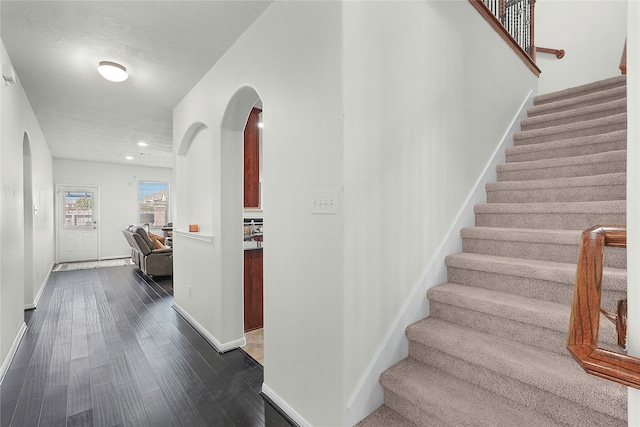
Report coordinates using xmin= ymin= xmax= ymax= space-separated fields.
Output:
xmin=430 ymin=301 xmax=570 ymax=355
xmin=487 ymin=184 xmax=626 ymax=204
xmin=429 ymin=302 xmax=620 ymax=355
xmin=514 ymin=121 xmax=626 ymax=146
xmin=408 ymin=343 xmax=626 ymax=426
xmin=522 ymin=105 xmax=626 ymax=132
xmin=446 ymin=266 xmax=626 ymax=309
xmin=461 ymin=238 xmax=626 ymax=269
xmin=383 ymin=389 xmax=450 ymax=427
xmin=506 ymin=136 xmax=626 ymax=163
xmin=475 ymin=212 xmax=626 ymax=230
xmin=497 ymin=160 xmax=625 ymax=182
xmin=528 ymin=91 xmax=626 ymax=117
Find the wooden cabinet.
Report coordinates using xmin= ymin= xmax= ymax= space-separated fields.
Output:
xmin=243 ymin=248 xmax=263 ymax=332
xmin=244 ymin=107 xmax=261 ymax=208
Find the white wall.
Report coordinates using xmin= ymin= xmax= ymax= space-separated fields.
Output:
xmin=536 ymin=0 xmax=627 ymax=94
xmin=1 ymin=40 xmax=54 ymax=370
xmin=626 ymin=0 xmax=640 ymax=424
xmin=53 ymin=159 xmax=172 ymax=260
xmin=174 ymin=2 xmax=344 ymax=425
xmin=174 ymin=1 xmax=538 ymax=424
xmin=342 ymin=1 xmax=538 ymax=423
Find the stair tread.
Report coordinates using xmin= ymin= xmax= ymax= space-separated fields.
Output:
xmin=474 ymin=199 xmax=626 ymax=214
xmin=445 ymin=252 xmax=626 ymax=290
xmin=533 ymin=75 xmax=626 ymax=105
xmin=406 ymin=318 xmax=627 ymax=418
xmin=528 ymin=85 xmax=626 ymax=117
xmin=505 ymin=129 xmax=627 ymax=161
xmin=428 ymin=282 xmax=617 ymax=343
xmin=496 ymin=150 xmax=625 ymax=173
xmin=513 ymin=113 xmax=626 ymax=144
xmin=522 ymin=98 xmax=626 ymax=130
xmin=462 ymin=226 xmax=581 ymax=243
xmin=488 ymin=172 xmax=626 ymax=191
xmin=381 ymin=358 xmax=560 ymax=427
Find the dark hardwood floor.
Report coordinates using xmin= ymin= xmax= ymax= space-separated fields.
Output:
xmin=1 ymin=266 xmax=293 ymax=427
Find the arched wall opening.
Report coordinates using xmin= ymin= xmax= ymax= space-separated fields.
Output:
xmin=177 ymin=123 xmax=215 ymax=235
xmin=22 ymin=132 xmax=33 ymax=311
xmin=219 ymin=86 xmax=263 ymax=355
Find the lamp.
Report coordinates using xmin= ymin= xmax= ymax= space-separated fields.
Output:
xmin=98 ymin=61 xmax=128 ymax=82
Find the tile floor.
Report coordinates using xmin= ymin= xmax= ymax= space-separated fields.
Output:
xmin=242 ymin=328 xmax=264 ymax=365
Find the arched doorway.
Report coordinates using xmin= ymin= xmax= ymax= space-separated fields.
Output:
xmin=220 ymin=86 xmax=265 ymax=365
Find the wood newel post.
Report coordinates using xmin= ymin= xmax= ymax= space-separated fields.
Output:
xmin=620 ymin=37 xmax=627 ymax=75
xmin=529 ymin=0 xmax=536 ymax=60
xmin=568 ymin=228 xmax=605 ymax=350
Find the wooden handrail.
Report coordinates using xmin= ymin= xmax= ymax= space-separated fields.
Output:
xmin=620 ymin=37 xmax=627 ymax=75
xmin=566 ymin=225 xmax=640 ymax=388
xmin=535 ymin=46 xmax=565 ymax=59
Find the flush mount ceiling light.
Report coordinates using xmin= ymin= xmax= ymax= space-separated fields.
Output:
xmin=137 ymin=141 xmax=148 ymax=147
xmin=125 ymin=156 xmax=134 ymax=160
xmin=98 ymin=61 xmax=128 ymax=82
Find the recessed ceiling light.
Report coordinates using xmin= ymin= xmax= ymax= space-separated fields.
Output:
xmin=137 ymin=142 xmax=148 ymax=147
xmin=98 ymin=61 xmax=128 ymax=83
xmin=125 ymin=156 xmax=134 ymax=160
xmin=258 ymin=122 xmax=264 ymax=128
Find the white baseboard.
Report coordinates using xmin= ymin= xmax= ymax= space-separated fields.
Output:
xmin=24 ymin=262 xmax=54 ymax=310
xmin=171 ymin=302 xmax=246 ymax=352
xmin=345 ymin=90 xmax=535 ymax=426
xmin=262 ymin=383 xmax=310 ymax=427
xmin=0 ymin=322 xmax=27 ymax=384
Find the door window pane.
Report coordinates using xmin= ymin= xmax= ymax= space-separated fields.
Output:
xmin=64 ymin=191 xmax=93 ymax=227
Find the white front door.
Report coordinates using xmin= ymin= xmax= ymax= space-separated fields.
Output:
xmin=56 ymin=186 xmax=99 ymax=262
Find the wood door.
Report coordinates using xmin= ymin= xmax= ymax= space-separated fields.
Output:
xmin=244 ymin=107 xmax=261 ymax=208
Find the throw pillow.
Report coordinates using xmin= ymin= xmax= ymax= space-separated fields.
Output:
xmin=153 ymin=239 xmax=166 ymax=250
xmin=148 ymin=231 xmax=165 ymax=244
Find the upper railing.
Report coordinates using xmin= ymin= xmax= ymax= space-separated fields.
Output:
xmin=484 ymin=0 xmax=535 ymax=57
xmin=469 ymin=0 xmax=541 ymax=75
xmin=567 ymin=226 xmax=640 ymax=389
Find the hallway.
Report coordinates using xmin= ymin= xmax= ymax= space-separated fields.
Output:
xmin=0 ymin=266 xmax=292 ymax=426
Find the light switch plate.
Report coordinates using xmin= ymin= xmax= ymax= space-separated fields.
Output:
xmin=311 ymin=190 xmax=338 ymax=214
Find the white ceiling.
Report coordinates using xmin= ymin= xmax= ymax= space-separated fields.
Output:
xmin=1 ymin=1 xmax=272 ymax=168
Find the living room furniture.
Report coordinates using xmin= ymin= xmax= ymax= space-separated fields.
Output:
xmin=122 ymin=225 xmax=173 ymax=277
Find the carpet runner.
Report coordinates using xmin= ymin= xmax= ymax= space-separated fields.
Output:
xmin=358 ymin=75 xmax=628 ymax=426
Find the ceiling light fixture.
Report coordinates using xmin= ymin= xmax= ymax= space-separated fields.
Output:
xmin=98 ymin=61 xmax=128 ymax=83
xmin=125 ymin=156 xmax=134 ymax=160
xmin=137 ymin=142 xmax=148 ymax=147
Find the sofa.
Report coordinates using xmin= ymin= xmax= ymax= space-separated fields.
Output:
xmin=122 ymin=225 xmax=173 ymax=277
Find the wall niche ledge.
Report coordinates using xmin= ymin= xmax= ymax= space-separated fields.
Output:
xmin=174 ymin=230 xmax=214 ymax=243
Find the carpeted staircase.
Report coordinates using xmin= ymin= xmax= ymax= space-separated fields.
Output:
xmin=358 ymin=75 xmax=628 ymax=426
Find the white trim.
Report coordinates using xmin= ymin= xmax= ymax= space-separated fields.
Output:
xmin=173 ymin=230 xmax=214 ymax=243
xmin=345 ymin=90 xmax=536 ymax=425
xmin=24 ymin=262 xmax=54 ymax=309
xmin=0 ymin=322 xmax=27 ymax=384
xmin=262 ymin=383 xmax=310 ymax=427
xmin=172 ymin=302 xmax=245 ymax=352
